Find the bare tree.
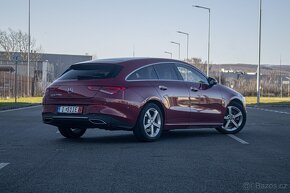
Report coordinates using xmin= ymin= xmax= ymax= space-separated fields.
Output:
xmin=185 ymin=57 xmax=209 ymax=73
xmin=0 ymin=28 xmax=43 ymax=97
xmin=0 ymin=28 xmax=42 ymax=61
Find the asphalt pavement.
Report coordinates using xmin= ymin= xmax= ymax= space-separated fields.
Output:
xmin=0 ymin=105 xmax=289 ymax=193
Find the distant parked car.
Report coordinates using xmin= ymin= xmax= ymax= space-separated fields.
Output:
xmin=42 ymin=58 xmax=247 ymax=141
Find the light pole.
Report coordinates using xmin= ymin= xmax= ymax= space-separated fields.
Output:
xmin=280 ymin=55 xmax=282 ymax=98
xmin=177 ymin=31 xmax=189 ymax=60
xmin=193 ymin=5 xmax=211 ymax=76
xmin=27 ymin=0 xmax=31 ymax=96
xmin=170 ymin=41 xmax=180 ymax=59
xmin=164 ymin=51 xmax=173 ymax=59
xmin=257 ymin=0 xmax=262 ymax=105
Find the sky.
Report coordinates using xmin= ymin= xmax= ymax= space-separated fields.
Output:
xmin=1 ymin=0 xmax=290 ymax=65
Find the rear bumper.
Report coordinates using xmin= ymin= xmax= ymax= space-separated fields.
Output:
xmin=42 ymin=113 xmax=133 ymax=130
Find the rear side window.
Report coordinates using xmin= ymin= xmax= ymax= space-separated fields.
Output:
xmin=59 ymin=63 xmax=122 ymax=80
xmin=127 ymin=66 xmax=158 ymax=80
xmin=154 ymin=63 xmax=179 ymax=80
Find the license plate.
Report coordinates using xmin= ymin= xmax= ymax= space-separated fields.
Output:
xmin=57 ymin=106 xmax=83 ymax=114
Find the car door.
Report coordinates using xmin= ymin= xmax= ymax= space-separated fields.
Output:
xmin=174 ymin=63 xmax=223 ymax=125
xmin=152 ymin=63 xmax=191 ymax=126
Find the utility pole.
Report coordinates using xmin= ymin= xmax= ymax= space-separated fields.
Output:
xmin=193 ymin=5 xmax=211 ymax=76
xmin=219 ymin=64 xmax=221 ymax=84
xmin=257 ymin=0 xmax=262 ymax=105
xmin=27 ymin=0 xmax=31 ymax=96
xmin=177 ymin=31 xmax=189 ymax=60
xmin=170 ymin=41 xmax=181 ymax=60
xmin=164 ymin=51 xmax=173 ymax=59
xmin=280 ymin=56 xmax=282 ymax=98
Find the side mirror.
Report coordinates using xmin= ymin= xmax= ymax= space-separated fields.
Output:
xmin=208 ymin=77 xmax=217 ymax=86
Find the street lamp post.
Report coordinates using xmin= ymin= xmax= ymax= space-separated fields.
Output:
xmin=280 ymin=55 xmax=283 ymax=98
xmin=170 ymin=41 xmax=180 ymax=60
xmin=257 ymin=0 xmax=262 ymax=105
xmin=177 ymin=31 xmax=189 ymax=61
xmin=193 ymin=5 xmax=211 ymax=76
xmin=27 ymin=0 xmax=31 ymax=96
xmin=164 ymin=51 xmax=173 ymax=59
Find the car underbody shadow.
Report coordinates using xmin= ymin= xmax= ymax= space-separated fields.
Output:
xmin=53 ymin=128 xmax=220 ymax=144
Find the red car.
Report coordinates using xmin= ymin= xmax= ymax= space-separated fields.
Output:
xmin=42 ymin=58 xmax=246 ymax=141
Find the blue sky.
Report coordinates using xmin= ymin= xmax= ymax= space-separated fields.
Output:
xmin=1 ymin=0 xmax=290 ymax=65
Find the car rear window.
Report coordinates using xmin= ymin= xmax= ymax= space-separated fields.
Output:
xmin=59 ymin=63 xmax=122 ymax=80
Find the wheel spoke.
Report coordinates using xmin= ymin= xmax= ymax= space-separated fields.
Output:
xmin=150 ymin=125 xmax=154 ymax=137
xmin=152 ymin=110 xmax=158 ymax=122
xmin=225 ymin=120 xmax=231 ymax=129
xmin=228 ymin=106 xmax=232 ymax=116
xmin=233 ymin=112 xmax=242 ymax=119
xmin=153 ymin=122 xmax=160 ymax=128
xmin=224 ymin=116 xmax=230 ymax=120
xmin=231 ymin=119 xmax=238 ymax=128
xmin=144 ymin=123 xmax=151 ymax=129
xmin=146 ymin=111 xmax=152 ymax=120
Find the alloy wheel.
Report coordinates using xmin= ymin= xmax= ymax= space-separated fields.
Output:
xmin=143 ymin=108 xmax=161 ymax=137
xmin=222 ymin=106 xmax=243 ymax=131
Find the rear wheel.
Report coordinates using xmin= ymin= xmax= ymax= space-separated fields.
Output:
xmin=58 ymin=127 xmax=87 ymax=138
xmin=133 ymin=103 xmax=163 ymax=142
xmin=216 ymin=102 xmax=246 ymax=134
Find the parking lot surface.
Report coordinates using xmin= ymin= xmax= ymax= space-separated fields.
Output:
xmin=0 ymin=106 xmax=289 ymax=193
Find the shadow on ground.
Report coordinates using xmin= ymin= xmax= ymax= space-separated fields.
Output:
xmin=53 ymin=129 xmax=221 ymax=144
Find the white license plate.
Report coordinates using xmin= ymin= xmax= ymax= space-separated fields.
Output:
xmin=57 ymin=106 xmax=83 ymax=114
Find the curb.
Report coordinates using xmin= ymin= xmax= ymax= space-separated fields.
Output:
xmin=0 ymin=103 xmax=41 ymax=111
xmin=247 ymin=104 xmax=290 ymax=108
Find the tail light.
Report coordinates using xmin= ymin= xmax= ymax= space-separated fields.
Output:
xmin=100 ymin=86 xmax=126 ymax=95
xmin=45 ymin=86 xmax=58 ymax=94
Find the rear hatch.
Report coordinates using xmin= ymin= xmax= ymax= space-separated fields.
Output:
xmin=46 ymin=63 xmax=123 ymax=100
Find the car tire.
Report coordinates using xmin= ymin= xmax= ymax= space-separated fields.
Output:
xmin=58 ymin=127 xmax=87 ymax=138
xmin=133 ymin=103 xmax=163 ymax=142
xmin=216 ymin=102 xmax=246 ymax=134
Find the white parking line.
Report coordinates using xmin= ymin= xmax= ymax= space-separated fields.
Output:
xmin=227 ymin=134 xmax=249 ymax=145
xmin=247 ymin=107 xmax=290 ymax=115
xmin=0 ymin=163 xmax=9 ymax=170
xmin=0 ymin=105 xmax=41 ymax=113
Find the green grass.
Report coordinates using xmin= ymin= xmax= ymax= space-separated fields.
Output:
xmin=0 ymin=97 xmax=43 ymax=109
xmin=246 ymin=97 xmax=290 ymax=105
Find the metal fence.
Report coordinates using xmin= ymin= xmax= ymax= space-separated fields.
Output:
xmin=0 ymin=70 xmax=35 ymax=98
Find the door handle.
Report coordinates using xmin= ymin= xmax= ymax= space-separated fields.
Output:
xmin=159 ymin=85 xmax=168 ymax=91
xmin=190 ymin=87 xmax=199 ymax=92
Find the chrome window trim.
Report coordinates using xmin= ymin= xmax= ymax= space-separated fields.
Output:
xmin=125 ymin=61 xmax=209 ymax=84
xmin=125 ymin=62 xmax=176 ymax=81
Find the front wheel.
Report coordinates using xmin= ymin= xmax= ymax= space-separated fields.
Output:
xmin=133 ymin=103 xmax=163 ymax=142
xmin=216 ymin=102 xmax=246 ymax=134
xmin=58 ymin=127 xmax=87 ymax=138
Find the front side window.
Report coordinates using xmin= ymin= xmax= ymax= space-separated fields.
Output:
xmin=176 ymin=64 xmax=208 ymax=84
xmin=127 ymin=66 xmax=158 ymax=80
xmin=153 ymin=63 xmax=179 ymax=80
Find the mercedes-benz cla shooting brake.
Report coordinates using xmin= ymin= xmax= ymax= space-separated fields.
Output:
xmin=42 ymin=58 xmax=247 ymax=141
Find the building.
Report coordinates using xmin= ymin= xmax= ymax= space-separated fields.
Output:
xmin=0 ymin=52 xmax=92 ymax=97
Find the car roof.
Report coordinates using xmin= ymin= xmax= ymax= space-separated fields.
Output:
xmin=76 ymin=57 xmax=181 ymax=66
xmin=73 ymin=57 xmax=206 ymax=77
